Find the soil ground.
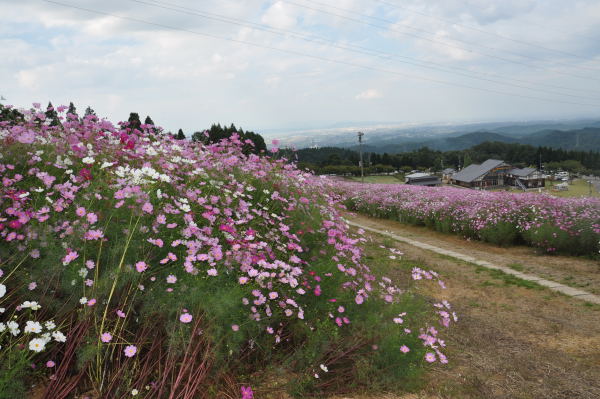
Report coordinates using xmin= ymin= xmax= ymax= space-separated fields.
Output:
xmin=335 ymin=213 xmax=600 ymax=399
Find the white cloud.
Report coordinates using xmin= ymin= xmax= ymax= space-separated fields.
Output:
xmin=0 ymin=0 xmax=599 ymax=134
xmin=355 ymin=89 xmax=382 ymax=100
xmin=261 ymin=1 xmax=297 ymax=29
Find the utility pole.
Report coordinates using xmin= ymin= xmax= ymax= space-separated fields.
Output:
xmin=358 ymin=131 xmax=364 ymax=183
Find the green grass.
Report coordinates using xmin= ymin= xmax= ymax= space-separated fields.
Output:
xmin=546 ymin=179 xmax=599 ymax=198
xmin=346 ymin=175 xmax=404 ymax=184
xmin=507 ymin=263 xmax=525 ymax=272
xmin=485 ymin=269 xmax=543 ymax=290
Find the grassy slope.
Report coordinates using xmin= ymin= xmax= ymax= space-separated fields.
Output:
xmin=342 ymin=225 xmax=600 ymax=399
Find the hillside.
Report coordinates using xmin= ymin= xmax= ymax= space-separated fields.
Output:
xmin=356 ymin=128 xmax=600 ymax=154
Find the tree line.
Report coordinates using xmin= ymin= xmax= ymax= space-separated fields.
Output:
xmin=0 ymin=102 xmax=267 ymax=155
xmin=286 ymin=141 xmax=600 ymax=176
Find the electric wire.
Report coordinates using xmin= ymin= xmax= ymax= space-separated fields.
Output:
xmin=127 ymin=0 xmax=600 ymax=101
xmin=42 ymin=0 xmax=600 ymax=109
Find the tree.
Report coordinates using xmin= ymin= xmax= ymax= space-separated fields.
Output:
xmin=67 ymin=102 xmax=79 ymax=120
xmin=0 ymin=104 xmax=24 ymax=123
xmin=84 ymin=106 xmax=96 ymax=117
xmin=144 ymin=115 xmax=155 ymax=126
xmin=463 ymin=153 xmax=473 ymax=168
xmin=128 ymin=112 xmax=142 ymax=131
xmin=192 ymin=123 xmax=266 ymax=155
xmin=176 ymin=128 xmax=186 ymax=140
xmin=45 ymin=102 xmax=60 ymax=126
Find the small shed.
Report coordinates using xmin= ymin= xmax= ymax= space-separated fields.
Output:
xmin=405 ymin=173 xmax=441 ymax=187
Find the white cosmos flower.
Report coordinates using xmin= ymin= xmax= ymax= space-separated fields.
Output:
xmin=0 ymin=284 xmax=5 ymax=298
xmin=24 ymin=321 xmax=43 ymax=333
xmin=8 ymin=321 xmax=20 ymax=336
xmin=21 ymin=301 xmax=41 ymax=310
xmin=52 ymin=331 xmax=67 ymax=342
xmin=28 ymin=338 xmax=47 ymax=352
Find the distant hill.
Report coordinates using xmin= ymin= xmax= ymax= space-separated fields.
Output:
xmin=520 ymin=128 xmax=600 ymax=151
xmin=358 ymin=128 xmax=600 ymax=153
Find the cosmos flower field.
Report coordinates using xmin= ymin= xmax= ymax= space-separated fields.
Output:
xmin=0 ymin=104 xmax=453 ymax=398
xmin=333 ymin=181 xmax=600 ymax=256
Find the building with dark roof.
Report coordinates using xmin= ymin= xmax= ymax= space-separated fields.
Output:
xmin=506 ymin=167 xmax=545 ymax=189
xmin=451 ymin=159 xmax=545 ymax=190
xmin=405 ymin=172 xmax=441 ymax=187
xmin=451 ymin=159 xmax=511 ymax=188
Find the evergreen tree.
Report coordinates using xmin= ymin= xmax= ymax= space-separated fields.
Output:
xmin=45 ymin=102 xmax=60 ymax=126
xmin=67 ymin=102 xmax=79 ymax=120
xmin=144 ymin=115 xmax=155 ymax=126
xmin=84 ymin=106 xmax=96 ymax=117
xmin=0 ymin=104 xmax=24 ymax=123
xmin=191 ymin=123 xmax=266 ymax=155
xmin=176 ymin=129 xmax=186 ymax=140
xmin=128 ymin=112 xmax=142 ymax=131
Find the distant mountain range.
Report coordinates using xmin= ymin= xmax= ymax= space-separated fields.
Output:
xmin=268 ymin=119 xmax=600 ymax=153
xmin=354 ymin=128 xmax=600 ymax=153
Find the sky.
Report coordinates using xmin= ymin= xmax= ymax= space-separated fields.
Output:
xmin=1 ymin=0 xmax=600 ymax=137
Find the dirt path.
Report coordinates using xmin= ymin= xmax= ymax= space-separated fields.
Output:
xmin=348 ymin=213 xmax=600 ymax=295
xmin=342 ymin=214 xmax=600 ymax=399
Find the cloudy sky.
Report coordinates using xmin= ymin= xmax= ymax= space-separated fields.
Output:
xmin=2 ymin=0 xmax=600 ymax=136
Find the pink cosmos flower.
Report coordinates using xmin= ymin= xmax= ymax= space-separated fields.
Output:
xmin=76 ymin=207 xmax=86 ymax=217
xmin=16 ymin=130 xmax=35 ymax=144
xmin=231 ymin=324 xmax=239 ymax=331
xmin=87 ymin=298 xmax=96 ymax=306
xmin=166 ymin=275 xmax=177 ymax=283
xmin=135 ymin=261 xmax=147 ymax=272
xmin=116 ymin=310 xmax=126 ymax=318
xmin=179 ymin=313 xmax=193 ymax=323
xmin=425 ymin=352 xmax=436 ymax=363
xmin=101 ymin=332 xmax=112 ymax=343
xmin=46 ymin=360 xmax=56 ymax=368
xmin=124 ymin=345 xmax=137 ymax=357
xmin=28 ymin=282 xmax=37 ymax=290
xmin=142 ymin=202 xmax=153 ymax=214
xmin=86 ymin=213 xmax=98 ymax=224
xmin=62 ymin=250 xmax=79 ymax=265
xmin=400 ymin=345 xmax=410 ymax=353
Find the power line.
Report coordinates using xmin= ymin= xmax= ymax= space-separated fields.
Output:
xmin=42 ymin=0 xmax=600 ymax=108
xmin=284 ymin=0 xmax=600 ymax=81
xmin=126 ymin=0 xmax=600 ymax=102
xmin=372 ymin=0 xmax=599 ymax=65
